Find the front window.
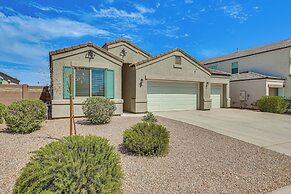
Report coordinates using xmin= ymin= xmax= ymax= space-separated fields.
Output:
xmin=92 ymin=69 xmax=105 ymax=96
xmin=231 ymin=62 xmax=238 ymax=74
xmin=209 ymin=65 xmax=217 ymax=70
xmin=75 ymin=68 xmax=90 ymax=97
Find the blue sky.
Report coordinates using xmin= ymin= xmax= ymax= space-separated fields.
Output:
xmin=0 ymin=0 xmax=290 ymax=85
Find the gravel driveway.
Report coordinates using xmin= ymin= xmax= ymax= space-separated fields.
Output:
xmin=0 ymin=116 xmax=291 ymax=193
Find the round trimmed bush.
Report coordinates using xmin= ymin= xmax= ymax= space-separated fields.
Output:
xmin=13 ymin=135 xmax=123 ymax=194
xmin=142 ymin=112 xmax=157 ymax=123
xmin=0 ymin=102 xmax=6 ymax=124
xmin=5 ymin=99 xmax=46 ymax=133
xmin=257 ymin=96 xmax=288 ymax=114
xmin=123 ymin=122 xmax=170 ymax=156
xmin=82 ymin=97 xmax=116 ymax=124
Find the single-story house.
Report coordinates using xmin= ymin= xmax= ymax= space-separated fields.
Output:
xmin=0 ymin=72 xmax=20 ymax=85
xmin=49 ymin=39 xmax=231 ymax=118
xmin=230 ymin=71 xmax=285 ymax=108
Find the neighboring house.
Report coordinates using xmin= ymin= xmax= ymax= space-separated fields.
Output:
xmin=50 ymin=39 xmax=231 ymax=118
xmin=0 ymin=72 xmax=20 ymax=85
xmin=201 ymin=38 xmax=291 ymax=108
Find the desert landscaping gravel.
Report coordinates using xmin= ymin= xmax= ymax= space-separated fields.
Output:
xmin=1 ymin=116 xmax=291 ymax=193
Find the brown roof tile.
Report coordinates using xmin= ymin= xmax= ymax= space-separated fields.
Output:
xmin=129 ymin=48 xmax=212 ymax=74
xmin=103 ymin=39 xmax=152 ymax=57
xmin=49 ymin=42 xmax=123 ymax=62
xmin=201 ymin=38 xmax=291 ymax=64
xmin=230 ymin=71 xmax=285 ymax=82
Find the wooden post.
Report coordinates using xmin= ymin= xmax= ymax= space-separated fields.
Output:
xmin=69 ymin=74 xmax=73 ymax=136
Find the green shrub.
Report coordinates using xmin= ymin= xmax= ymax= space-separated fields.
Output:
xmin=123 ymin=122 xmax=169 ymax=156
xmin=257 ymin=96 xmax=288 ymax=114
xmin=4 ymin=99 xmax=46 ymax=133
xmin=82 ymin=97 xmax=116 ymax=124
xmin=142 ymin=112 xmax=157 ymax=123
xmin=13 ymin=135 xmax=123 ymax=194
xmin=0 ymin=103 xmax=6 ymax=124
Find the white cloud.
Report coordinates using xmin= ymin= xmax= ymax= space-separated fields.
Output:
xmin=156 ymin=3 xmax=161 ymax=8
xmin=91 ymin=6 xmax=152 ymax=24
xmin=253 ymin=6 xmax=260 ymax=11
xmin=30 ymin=3 xmax=68 ymax=13
xmin=221 ymin=4 xmax=248 ymax=23
xmin=185 ymin=0 xmax=194 ymax=4
xmin=153 ymin=26 xmax=180 ymax=38
xmin=134 ymin=5 xmax=155 ymax=14
xmin=0 ymin=8 xmax=110 ymax=85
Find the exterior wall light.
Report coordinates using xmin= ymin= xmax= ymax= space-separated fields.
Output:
xmin=140 ymin=78 xmax=144 ymax=87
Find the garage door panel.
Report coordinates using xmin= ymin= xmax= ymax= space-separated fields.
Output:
xmin=147 ymin=81 xmax=198 ymax=112
xmin=211 ymin=84 xmax=222 ymax=109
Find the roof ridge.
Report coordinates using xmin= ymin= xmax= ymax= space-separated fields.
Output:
xmin=49 ymin=42 xmax=123 ymax=62
xmin=131 ymin=48 xmax=211 ymax=74
xmin=201 ymin=38 xmax=291 ymax=64
xmin=0 ymin=72 xmax=20 ymax=82
xmin=102 ymin=39 xmax=152 ymax=57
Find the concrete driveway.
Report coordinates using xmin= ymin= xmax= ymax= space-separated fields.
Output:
xmin=156 ymin=109 xmax=291 ymax=156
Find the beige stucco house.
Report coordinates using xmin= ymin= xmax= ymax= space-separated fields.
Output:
xmin=50 ymin=39 xmax=231 ymax=118
xmin=201 ymin=38 xmax=290 ymax=109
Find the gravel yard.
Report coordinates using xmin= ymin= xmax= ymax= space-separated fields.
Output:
xmin=0 ymin=116 xmax=291 ymax=193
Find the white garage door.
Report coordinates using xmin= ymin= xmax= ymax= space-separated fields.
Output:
xmin=211 ymin=84 xmax=222 ymax=108
xmin=147 ymin=81 xmax=198 ymax=112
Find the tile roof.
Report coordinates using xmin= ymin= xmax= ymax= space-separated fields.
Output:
xmin=49 ymin=42 xmax=123 ymax=62
xmin=130 ymin=48 xmax=211 ymax=74
xmin=0 ymin=72 xmax=20 ymax=83
xmin=201 ymin=38 xmax=291 ymax=64
xmin=209 ymin=69 xmax=231 ymax=76
xmin=230 ymin=71 xmax=285 ymax=82
xmin=102 ymin=39 xmax=152 ymax=57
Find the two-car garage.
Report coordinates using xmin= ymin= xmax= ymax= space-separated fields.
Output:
xmin=122 ymin=48 xmax=230 ymax=113
xmin=147 ymin=81 xmax=198 ymax=112
xmin=147 ymin=81 xmax=223 ymax=112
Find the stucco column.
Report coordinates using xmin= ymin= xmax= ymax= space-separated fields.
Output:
xmin=202 ymin=82 xmax=211 ymax=110
xmin=223 ymin=83 xmax=231 ymax=108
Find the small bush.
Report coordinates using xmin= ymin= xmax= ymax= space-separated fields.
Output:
xmin=13 ymin=135 xmax=123 ymax=194
xmin=142 ymin=112 xmax=157 ymax=123
xmin=5 ymin=100 xmax=46 ymax=133
xmin=123 ymin=122 xmax=169 ymax=156
xmin=82 ymin=97 xmax=116 ymax=124
xmin=0 ymin=103 xmax=6 ymax=124
xmin=257 ymin=96 xmax=288 ymax=114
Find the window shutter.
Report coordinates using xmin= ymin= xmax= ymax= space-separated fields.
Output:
xmin=105 ymin=69 xmax=114 ymax=99
xmin=63 ymin=66 xmax=74 ymax=99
